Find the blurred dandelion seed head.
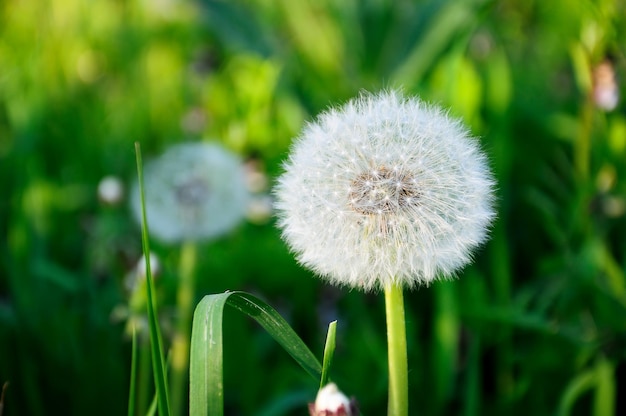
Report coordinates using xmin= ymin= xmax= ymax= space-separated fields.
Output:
xmin=131 ymin=142 xmax=248 ymax=243
xmin=275 ymin=90 xmax=496 ymax=291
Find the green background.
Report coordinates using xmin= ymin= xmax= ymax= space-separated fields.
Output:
xmin=1 ymin=0 xmax=625 ymax=415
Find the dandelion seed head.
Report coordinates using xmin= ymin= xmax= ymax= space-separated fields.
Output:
xmin=131 ymin=142 xmax=248 ymax=244
xmin=275 ymin=90 xmax=496 ymax=291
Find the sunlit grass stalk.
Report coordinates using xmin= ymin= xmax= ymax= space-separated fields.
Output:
xmin=170 ymin=241 xmax=198 ymax=416
xmin=569 ymin=41 xmax=594 ymax=184
xmin=385 ymin=283 xmax=408 ymax=416
xmin=575 ymin=95 xmax=593 ymax=182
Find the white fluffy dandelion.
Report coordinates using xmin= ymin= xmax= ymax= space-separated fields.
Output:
xmin=275 ymin=90 xmax=495 ymax=291
xmin=131 ymin=142 xmax=248 ymax=244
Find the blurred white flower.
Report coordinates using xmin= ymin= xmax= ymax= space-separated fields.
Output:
xmin=131 ymin=142 xmax=248 ymax=243
xmin=308 ymin=383 xmax=357 ymax=416
xmin=135 ymin=251 xmax=161 ymax=279
xmin=98 ymin=175 xmax=124 ymax=205
xmin=246 ymin=194 xmax=274 ymax=224
xmin=592 ymin=60 xmax=619 ymax=111
xmin=124 ymin=251 xmax=161 ymax=293
xmin=275 ymin=91 xmax=496 ymax=291
xmin=244 ymin=158 xmax=270 ymax=193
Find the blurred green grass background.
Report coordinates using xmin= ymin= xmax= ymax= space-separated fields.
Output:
xmin=1 ymin=0 xmax=626 ymax=415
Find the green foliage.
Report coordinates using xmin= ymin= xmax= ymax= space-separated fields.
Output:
xmin=0 ymin=0 xmax=625 ymax=415
xmin=189 ymin=291 xmax=322 ymax=416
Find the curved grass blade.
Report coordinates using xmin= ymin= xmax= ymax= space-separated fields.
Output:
xmin=135 ymin=142 xmax=171 ymax=416
xmin=558 ymin=369 xmax=595 ymax=416
xmin=593 ymin=357 xmax=614 ymax=416
xmin=320 ymin=320 xmax=337 ymax=389
xmin=189 ymin=291 xmax=323 ymax=416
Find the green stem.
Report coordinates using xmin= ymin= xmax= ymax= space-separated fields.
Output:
xmin=137 ymin=339 xmax=151 ymax=416
xmin=128 ymin=326 xmax=137 ymax=416
xmin=170 ymin=241 xmax=198 ymax=416
xmin=385 ymin=282 xmax=409 ymax=416
xmin=575 ymin=94 xmax=593 ymax=182
xmin=135 ymin=142 xmax=170 ymax=416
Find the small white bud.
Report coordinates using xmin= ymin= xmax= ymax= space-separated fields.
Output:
xmin=308 ymin=383 xmax=357 ymax=416
xmin=593 ymin=60 xmax=619 ymax=111
xmin=125 ymin=252 xmax=161 ymax=293
xmin=136 ymin=252 xmax=161 ymax=279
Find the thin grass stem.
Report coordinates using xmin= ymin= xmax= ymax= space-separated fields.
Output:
xmin=170 ymin=241 xmax=198 ymax=416
xmin=135 ymin=142 xmax=171 ymax=416
xmin=128 ymin=326 xmax=138 ymax=416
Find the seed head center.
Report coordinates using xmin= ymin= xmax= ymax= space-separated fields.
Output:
xmin=175 ymin=176 xmax=210 ymax=207
xmin=348 ymin=166 xmax=420 ymax=215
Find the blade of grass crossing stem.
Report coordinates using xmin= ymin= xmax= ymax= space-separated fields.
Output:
xmin=557 ymin=357 xmax=615 ymax=416
xmin=147 ymin=394 xmax=158 ymax=416
xmin=558 ymin=369 xmax=595 ymax=416
xmin=135 ymin=142 xmax=171 ymax=416
xmin=593 ymin=357 xmax=615 ymax=416
xmin=190 ymin=291 xmax=323 ymax=416
xmin=128 ymin=326 xmax=138 ymax=416
xmin=320 ymin=321 xmax=337 ymax=389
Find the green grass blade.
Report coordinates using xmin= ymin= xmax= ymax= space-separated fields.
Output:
xmin=135 ymin=142 xmax=171 ymax=416
xmin=320 ymin=320 xmax=337 ymax=389
xmin=189 ymin=291 xmax=323 ymax=416
xmin=147 ymin=394 xmax=157 ymax=416
xmin=189 ymin=292 xmax=228 ymax=416
xmin=128 ymin=326 xmax=137 ymax=416
xmin=226 ymin=292 xmax=323 ymax=378
xmin=558 ymin=369 xmax=595 ymax=416
xmin=593 ymin=357 xmax=615 ymax=416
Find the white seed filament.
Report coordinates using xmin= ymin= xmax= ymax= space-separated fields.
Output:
xmin=348 ymin=166 xmax=420 ymax=215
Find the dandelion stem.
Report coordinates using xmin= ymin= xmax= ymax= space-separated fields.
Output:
xmin=170 ymin=241 xmax=197 ymax=416
xmin=385 ymin=282 xmax=409 ymax=416
xmin=575 ymin=93 xmax=593 ymax=182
